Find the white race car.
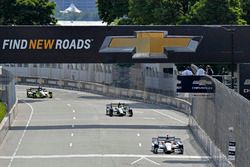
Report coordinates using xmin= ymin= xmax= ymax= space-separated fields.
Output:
xmin=151 ymin=136 xmax=184 ymax=154
xmin=106 ymin=103 xmax=133 ymax=117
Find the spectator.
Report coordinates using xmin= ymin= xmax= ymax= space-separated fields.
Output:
xmin=219 ymin=67 xmax=227 ymax=75
xmin=181 ymin=66 xmax=193 ymax=76
xmin=206 ymin=65 xmax=214 ymax=75
xmin=196 ymin=65 xmax=205 ymax=75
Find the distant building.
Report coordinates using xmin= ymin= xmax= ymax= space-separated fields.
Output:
xmin=51 ymin=0 xmax=97 ymax=12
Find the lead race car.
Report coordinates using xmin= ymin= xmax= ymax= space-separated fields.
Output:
xmin=26 ymin=86 xmax=53 ymax=98
xmin=106 ymin=103 xmax=133 ymax=117
xmin=151 ymin=135 xmax=184 ymax=154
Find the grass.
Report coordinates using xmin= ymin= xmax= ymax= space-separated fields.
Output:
xmin=0 ymin=101 xmax=6 ymax=123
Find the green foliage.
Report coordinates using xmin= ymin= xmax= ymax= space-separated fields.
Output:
xmin=97 ymin=0 xmax=199 ymax=25
xmin=15 ymin=0 xmax=56 ymax=25
xmin=184 ymin=0 xmax=246 ymax=25
xmin=97 ymin=0 xmax=246 ymax=25
xmin=0 ymin=101 xmax=6 ymax=123
xmin=0 ymin=0 xmax=16 ymax=25
xmin=97 ymin=0 xmax=129 ymax=24
xmin=0 ymin=0 xmax=56 ymax=25
xmin=128 ymin=0 xmax=182 ymax=25
xmin=241 ymin=0 xmax=250 ymax=23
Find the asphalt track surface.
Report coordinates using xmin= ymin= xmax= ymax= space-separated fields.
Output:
xmin=0 ymin=85 xmax=215 ymax=167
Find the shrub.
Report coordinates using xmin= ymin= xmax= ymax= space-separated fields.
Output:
xmin=0 ymin=101 xmax=6 ymax=123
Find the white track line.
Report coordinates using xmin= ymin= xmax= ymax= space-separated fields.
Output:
xmin=131 ymin=157 xmax=144 ymax=165
xmin=143 ymin=157 xmax=160 ymax=165
xmin=8 ymin=100 xmax=34 ymax=167
xmin=0 ymin=154 xmax=211 ymax=159
xmin=152 ymin=109 xmax=186 ymax=124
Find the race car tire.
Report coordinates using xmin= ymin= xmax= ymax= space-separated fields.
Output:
xmin=128 ymin=110 xmax=133 ymax=117
xmin=153 ymin=148 xmax=158 ymax=154
xmin=49 ymin=92 xmax=53 ymax=98
xmin=109 ymin=109 xmax=113 ymax=117
xmin=32 ymin=93 xmax=36 ymax=98
xmin=180 ymin=148 xmax=184 ymax=154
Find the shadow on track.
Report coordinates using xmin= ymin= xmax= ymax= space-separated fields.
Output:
xmin=10 ymin=124 xmax=188 ymax=131
xmin=77 ymin=95 xmax=113 ymax=100
xmin=18 ymin=99 xmax=46 ymax=104
xmin=163 ymin=159 xmax=212 ymax=164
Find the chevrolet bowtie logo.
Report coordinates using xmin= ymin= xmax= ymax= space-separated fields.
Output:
xmin=99 ymin=31 xmax=202 ymax=59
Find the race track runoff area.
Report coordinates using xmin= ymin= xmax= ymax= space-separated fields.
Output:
xmin=0 ymin=85 xmax=214 ymax=167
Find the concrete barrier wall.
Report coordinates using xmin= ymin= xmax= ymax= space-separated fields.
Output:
xmin=0 ymin=67 xmax=18 ymax=145
xmin=189 ymin=117 xmax=234 ymax=167
xmin=0 ymin=98 xmax=18 ymax=145
xmin=16 ymin=76 xmax=191 ymax=116
xmin=191 ymin=76 xmax=250 ymax=167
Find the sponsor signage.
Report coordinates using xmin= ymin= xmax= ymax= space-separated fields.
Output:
xmin=239 ymin=64 xmax=250 ymax=100
xmin=0 ymin=25 xmax=250 ymax=63
xmin=99 ymin=31 xmax=201 ymax=59
xmin=228 ymin=141 xmax=236 ymax=161
xmin=176 ymin=76 xmax=215 ymax=97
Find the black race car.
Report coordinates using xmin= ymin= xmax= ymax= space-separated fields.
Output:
xmin=106 ymin=103 xmax=133 ymax=117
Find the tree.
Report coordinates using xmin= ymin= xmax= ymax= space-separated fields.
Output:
xmin=97 ymin=0 xmax=199 ymax=25
xmin=0 ymin=0 xmax=56 ymax=25
xmin=15 ymin=0 xmax=56 ymax=25
xmin=241 ymin=0 xmax=250 ymax=23
xmin=184 ymin=0 xmax=246 ymax=25
xmin=0 ymin=0 xmax=16 ymax=25
xmin=96 ymin=0 xmax=129 ymax=24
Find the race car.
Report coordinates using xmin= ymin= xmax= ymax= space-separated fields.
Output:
xmin=26 ymin=87 xmax=53 ymax=98
xmin=106 ymin=103 xmax=133 ymax=117
xmin=151 ymin=136 xmax=184 ymax=154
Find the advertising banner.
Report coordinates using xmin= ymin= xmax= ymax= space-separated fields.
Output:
xmin=176 ymin=75 xmax=215 ymax=97
xmin=0 ymin=25 xmax=249 ymax=63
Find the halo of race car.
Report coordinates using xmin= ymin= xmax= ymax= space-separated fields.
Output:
xmin=106 ymin=103 xmax=133 ymax=117
xmin=151 ymin=135 xmax=184 ymax=154
xmin=26 ymin=86 xmax=53 ymax=98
